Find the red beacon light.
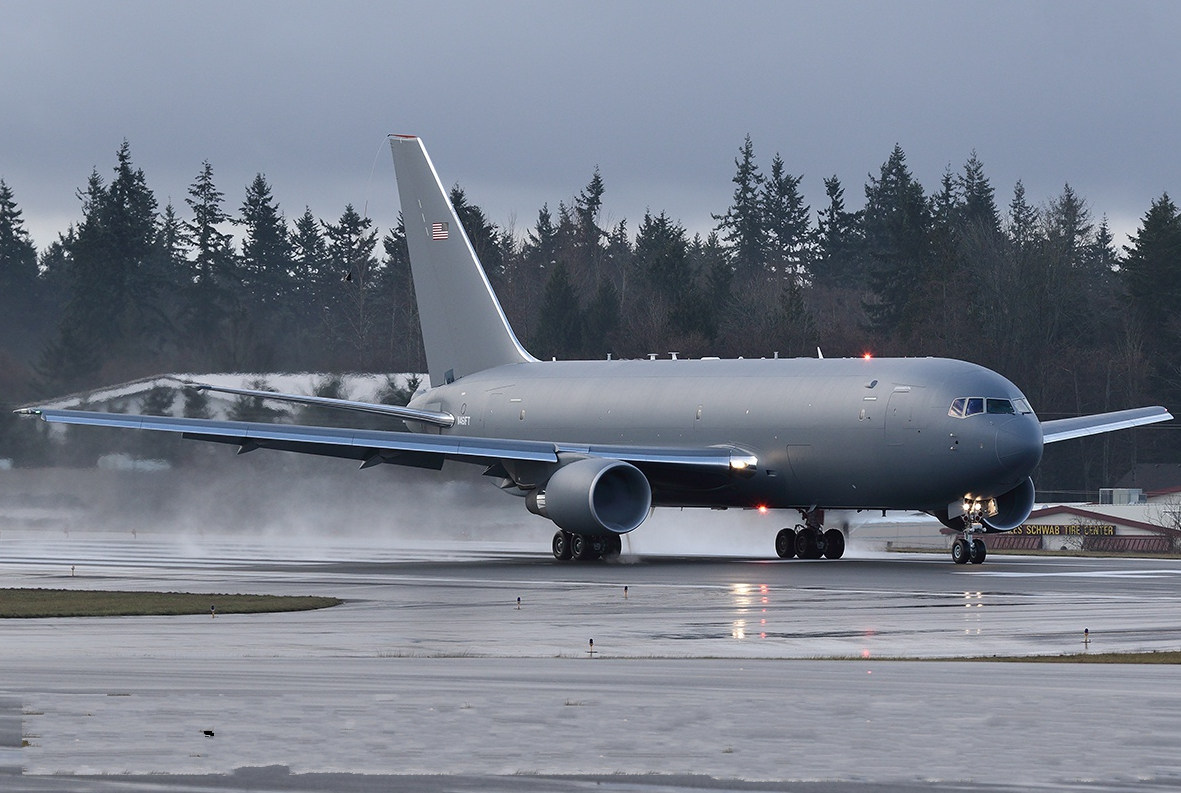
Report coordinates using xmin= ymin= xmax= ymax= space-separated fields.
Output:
xmin=862 ymin=352 xmax=873 ymax=360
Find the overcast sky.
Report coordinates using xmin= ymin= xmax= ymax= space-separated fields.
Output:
xmin=3 ymin=1 xmax=1179 ymax=253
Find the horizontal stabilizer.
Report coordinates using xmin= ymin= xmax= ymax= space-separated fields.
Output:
xmin=1041 ymin=406 xmax=1173 ymax=444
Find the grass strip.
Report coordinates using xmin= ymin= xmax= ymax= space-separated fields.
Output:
xmin=0 ymin=588 xmax=342 ymax=618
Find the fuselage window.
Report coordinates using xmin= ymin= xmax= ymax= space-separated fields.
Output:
xmin=986 ymin=398 xmax=1016 ymax=415
xmin=965 ymin=397 xmax=984 ymax=416
xmin=949 ymin=397 xmax=966 ymax=418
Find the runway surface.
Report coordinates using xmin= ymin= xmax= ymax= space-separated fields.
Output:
xmin=2 ymin=529 xmax=1181 ymax=791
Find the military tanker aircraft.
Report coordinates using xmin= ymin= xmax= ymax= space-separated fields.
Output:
xmin=19 ymin=136 xmax=1173 ymax=564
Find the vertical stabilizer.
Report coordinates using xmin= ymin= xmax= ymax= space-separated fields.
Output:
xmin=389 ymin=135 xmax=535 ymax=386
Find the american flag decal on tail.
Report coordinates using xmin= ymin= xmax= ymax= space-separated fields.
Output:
xmin=431 ymin=222 xmax=449 ymax=241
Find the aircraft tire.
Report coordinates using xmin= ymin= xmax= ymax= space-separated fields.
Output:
xmin=796 ymin=528 xmax=822 ymax=559
xmin=823 ymin=528 xmax=845 ymax=560
xmin=969 ymin=538 xmax=987 ymax=564
xmin=775 ymin=528 xmax=797 ymax=559
xmin=552 ymin=530 xmax=573 ymax=561
xmin=951 ymin=538 xmax=970 ymax=564
xmin=604 ymin=534 xmax=623 ymax=559
xmin=571 ymin=533 xmax=600 ymax=562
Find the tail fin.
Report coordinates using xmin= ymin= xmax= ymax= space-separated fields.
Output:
xmin=389 ymin=135 xmax=535 ymax=386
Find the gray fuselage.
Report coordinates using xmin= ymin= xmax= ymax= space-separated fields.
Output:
xmin=409 ymin=355 xmax=1044 ymax=513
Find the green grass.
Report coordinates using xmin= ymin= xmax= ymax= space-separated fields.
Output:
xmin=0 ymin=588 xmax=342 ymax=618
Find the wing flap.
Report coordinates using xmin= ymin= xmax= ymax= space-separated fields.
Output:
xmin=1041 ymin=406 xmax=1173 ymax=444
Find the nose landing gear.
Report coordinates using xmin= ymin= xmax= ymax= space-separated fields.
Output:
xmin=952 ymin=499 xmax=989 ymax=565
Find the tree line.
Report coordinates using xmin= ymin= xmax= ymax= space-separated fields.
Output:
xmin=0 ymin=137 xmax=1178 ymax=496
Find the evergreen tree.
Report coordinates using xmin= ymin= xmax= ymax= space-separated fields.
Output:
xmin=1043 ymin=183 xmax=1093 ymax=270
xmin=761 ymin=153 xmax=813 ymax=286
xmin=0 ymin=179 xmax=41 ymax=352
xmin=582 ymin=278 xmax=620 ymax=358
xmin=38 ymin=143 xmax=160 ymax=391
xmin=524 ymin=203 xmax=559 ymax=269
xmin=1122 ymin=194 xmax=1181 ymax=394
xmin=634 ymin=210 xmax=691 ymax=297
xmin=958 ymin=151 xmax=1000 ymax=235
xmin=690 ymin=230 xmax=730 ymax=341
xmin=531 ymin=261 xmax=582 ymax=359
xmin=862 ymin=144 xmax=930 ymax=335
xmin=813 ymin=175 xmax=866 ymax=288
xmin=183 ymin=160 xmax=237 ymax=361
xmin=375 ymin=216 xmax=424 ymax=372
xmin=1006 ymin=180 xmax=1040 ymax=254
xmin=290 ymin=207 xmax=329 ymax=310
xmin=713 ymin=135 xmax=765 ymax=282
xmin=238 ymin=174 xmax=291 ymax=311
xmin=567 ymin=169 xmax=608 ymax=298
xmin=573 ymin=167 xmax=606 ymax=255
xmin=323 ymin=204 xmax=380 ymax=368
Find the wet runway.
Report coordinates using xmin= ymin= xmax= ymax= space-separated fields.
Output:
xmin=2 ymin=530 xmax=1181 ymax=790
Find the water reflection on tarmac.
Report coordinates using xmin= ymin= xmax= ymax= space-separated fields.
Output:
xmin=2 ymin=530 xmax=1181 ymax=791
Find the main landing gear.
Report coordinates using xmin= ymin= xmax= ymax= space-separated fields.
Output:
xmin=552 ymin=530 xmax=622 ymax=562
xmin=775 ymin=510 xmax=845 ymax=560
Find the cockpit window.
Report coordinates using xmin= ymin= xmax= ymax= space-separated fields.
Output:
xmin=987 ymin=398 xmax=1016 ymax=415
xmin=950 ymin=397 xmax=1017 ymax=418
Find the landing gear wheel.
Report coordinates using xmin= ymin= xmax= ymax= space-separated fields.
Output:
xmin=571 ymin=533 xmax=601 ymax=562
xmin=603 ymin=533 xmax=623 ymax=559
xmin=951 ymin=538 xmax=970 ymax=564
xmin=823 ymin=528 xmax=845 ymax=560
xmin=969 ymin=538 xmax=987 ymax=564
xmin=552 ymin=530 xmax=572 ymax=561
xmin=775 ymin=528 xmax=797 ymax=559
xmin=796 ymin=527 xmax=823 ymax=559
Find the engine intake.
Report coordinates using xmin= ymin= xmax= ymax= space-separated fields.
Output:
xmin=981 ymin=476 xmax=1036 ymax=532
xmin=526 ymin=457 xmax=652 ymax=536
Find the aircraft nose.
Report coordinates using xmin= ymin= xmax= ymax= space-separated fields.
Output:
xmin=996 ymin=417 xmax=1043 ymax=474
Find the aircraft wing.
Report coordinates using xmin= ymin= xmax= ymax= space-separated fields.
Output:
xmin=15 ymin=409 xmax=747 ymax=472
xmin=1040 ymin=405 xmax=1173 ymax=444
xmin=177 ymin=381 xmax=456 ymax=428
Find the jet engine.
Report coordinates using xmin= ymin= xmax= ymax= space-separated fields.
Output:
xmin=981 ymin=476 xmax=1036 ymax=532
xmin=526 ymin=457 xmax=652 ymax=536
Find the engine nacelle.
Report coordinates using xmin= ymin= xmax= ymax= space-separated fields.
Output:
xmin=981 ymin=476 xmax=1036 ymax=532
xmin=526 ymin=457 xmax=651 ymax=536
